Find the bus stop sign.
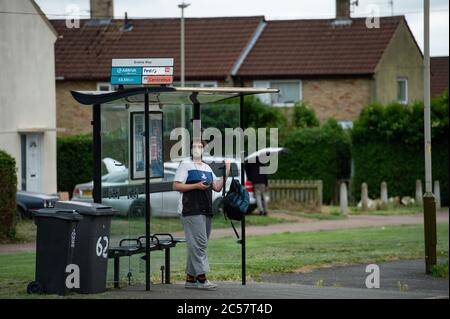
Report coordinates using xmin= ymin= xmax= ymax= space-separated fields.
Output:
xmin=111 ymin=58 xmax=174 ymax=85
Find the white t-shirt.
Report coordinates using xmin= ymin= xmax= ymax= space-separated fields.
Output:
xmin=174 ymin=160 xmax=220 ymax=215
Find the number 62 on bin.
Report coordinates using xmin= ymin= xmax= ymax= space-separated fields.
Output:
xmin=96 ymin=236 xmax=109 ymax=258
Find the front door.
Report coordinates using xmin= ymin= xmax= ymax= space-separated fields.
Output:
xmin=24 ymin=134 xmax=42 ymax=193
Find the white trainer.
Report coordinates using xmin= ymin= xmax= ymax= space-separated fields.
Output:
xmin=196 ymin=280 xmax=218 ymax=290
xmin=185 ymin=281 xmax=198 ymax=289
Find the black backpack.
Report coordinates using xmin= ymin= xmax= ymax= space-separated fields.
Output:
xmin=223 ymin=178 xmax=250 ymax=221
xmin=222 ymin=165 xmax=250 ymax=239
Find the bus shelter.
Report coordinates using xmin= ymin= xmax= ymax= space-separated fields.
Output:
xmin=71 ymin=86 xmax=278 ymax=291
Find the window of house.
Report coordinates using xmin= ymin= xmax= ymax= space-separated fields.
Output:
xmin=397 ymin=78 xmax=408 ymax=105
xmin=173 ymin=81 xmax=218 ymax=88
xmin=97 ymin=82 xmax=112 ymax=91
xmin=254 ymin=80 xmax=302 ymax=107
xmin=338 ymin=121 xmax=353 ymax=130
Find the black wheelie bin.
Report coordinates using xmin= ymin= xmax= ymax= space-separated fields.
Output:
xmin=54 ymin=201 xmax=116 ymax=294
xmin=28 ymin=208 xmax=83 ymax=295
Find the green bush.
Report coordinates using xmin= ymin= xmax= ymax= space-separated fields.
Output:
xmin=292 ymin=102 xmax=320 ymax=128
xmin=275 ymin=119 xmax=352 ymax=203
xmin=57 ymin=134 xmax=93 ymax=196
xmin=0 ymin=150 xmax=17 ymax=240
xmin=352 ymin=91 xmax=449 ymax=204
xmin=243 ymin=96 xmax=288 ymax=130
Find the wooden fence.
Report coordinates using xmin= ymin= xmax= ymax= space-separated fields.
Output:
xmin=268 ymin=179 xmax=323 ymax=210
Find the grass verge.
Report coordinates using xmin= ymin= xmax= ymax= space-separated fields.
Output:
xmin=1 ymin=223 xmax=447 ymax=298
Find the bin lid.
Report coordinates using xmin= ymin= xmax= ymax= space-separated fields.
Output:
xmin=34 ymin=208 xmax=83 ymax=221
xmin=55 ymin=201 xmax=116 ymax=216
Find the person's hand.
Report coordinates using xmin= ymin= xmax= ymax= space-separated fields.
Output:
xmin=195 ymin=181 xmax=209 ymax=190
xmin=224 ymin=160 xmax=231 ymax=175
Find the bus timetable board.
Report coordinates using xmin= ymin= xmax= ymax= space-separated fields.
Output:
xmin=111 ymin=58 xmax=174 ymax=85
xmin=130 ymin=111 xmax=164 ymax=181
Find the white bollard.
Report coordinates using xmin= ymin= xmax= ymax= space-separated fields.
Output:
xmin=415 ymin=180 xmax=423 ymax=206
xmin=380 ymin=181 xmax=388 ymax=206
xmin=361 ymin=183 xmax=369 ymax=211
xmin=340 ymin=182 xmax=349 ymax=214
xmin=434 ymin=180 xmax=441 ymax=210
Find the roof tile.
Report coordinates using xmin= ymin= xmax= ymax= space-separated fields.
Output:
xmin=431 ymin=57 xmax=449 ymax=97
xmin=51 ymin=16 xmax=263 ymax=80
xmin=237 ymin=16 xmax=404 ymax=77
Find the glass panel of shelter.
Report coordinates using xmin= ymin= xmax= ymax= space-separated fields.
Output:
xmin=100 ymin=97 xmax=243 ymax=287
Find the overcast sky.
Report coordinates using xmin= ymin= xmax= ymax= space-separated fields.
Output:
xmin=35 ymin=0 xmax=449 ymax=56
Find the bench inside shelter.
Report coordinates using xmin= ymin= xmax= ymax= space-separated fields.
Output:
xmin=108 ymin=233 xmax=185 ymax=287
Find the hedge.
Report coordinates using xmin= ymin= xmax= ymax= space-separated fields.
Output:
xmin=274 ymin=119 xmax=352 ymax=203
xmin=0 ymin=150 xmax=17 ymax=240
xmin=57 ymin=134 xmax=93 ymax=195
xmin=352 ymin=91 xmax=449 ymax=205
xmin=57 ymin=128 xmax=130 ymax=196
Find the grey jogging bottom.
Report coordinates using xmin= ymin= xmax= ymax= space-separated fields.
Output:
xmin=181 ymin=214 xmax=212 ymax=276
xmin=254 ymin=183 xmax=268 ymax=213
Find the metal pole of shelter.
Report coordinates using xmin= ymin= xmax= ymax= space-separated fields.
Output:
xmin=422 ymin=0 xmax=437 ymax=274
xmin=93 ymin=104 xmax=102 ymax=204
xmin=193 ymin=100 xmax=200 ymax=121
xmin=145 ymin=91 xmax=151 ymax=290
xmin=240 ymin=93 xmax=246 ymax=286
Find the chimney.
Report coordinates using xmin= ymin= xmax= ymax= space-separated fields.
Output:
xmin=335 ymin=0 xmax=351 ymax=20
xmin=90 ymin=0 xmax=114 ymax=19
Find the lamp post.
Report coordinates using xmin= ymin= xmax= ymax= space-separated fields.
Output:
xmin=178 ymin=2 xmax=190 ymax=154
xmin=178 ymin=2 xmax=190 ymax=88
xmin=423 ymin=0 xmax=437 ymax=274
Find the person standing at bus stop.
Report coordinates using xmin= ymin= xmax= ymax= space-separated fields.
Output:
xmin=173 ymin=140 xmax=230 ymax=290
xmin=245 ymin=157 xmax=269 ymax=216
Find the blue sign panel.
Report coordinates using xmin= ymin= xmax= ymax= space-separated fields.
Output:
xmin=111 ymin=58 xmax=175 ymax=85
xmin=111 ymin=75 xmax=142 ymax=85
xmin=111 ymin=67 xmax=142 ymax=76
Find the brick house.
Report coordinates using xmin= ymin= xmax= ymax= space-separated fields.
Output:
xmin=51 ymin=0 xmax=424 ymax=135
xmin=236 ymin=16 xmax=424 ymax=124
xmin=430 ymin=56 xmax=449 ymax=97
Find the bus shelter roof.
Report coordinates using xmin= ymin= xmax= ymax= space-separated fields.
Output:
xmin=71 ymin=86 xmax=279 ymax=106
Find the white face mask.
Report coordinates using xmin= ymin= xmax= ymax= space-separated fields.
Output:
xmin=192 ymin=145 xmax=203 ymax=160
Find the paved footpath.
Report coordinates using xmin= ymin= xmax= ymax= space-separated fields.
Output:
xmin=1 ymin=212 xmax=448 ymax=253
xmin=111 ymin=280 xmax=447 ymax=299
xmin=261 ymin=259 xmax=449 ymax=297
